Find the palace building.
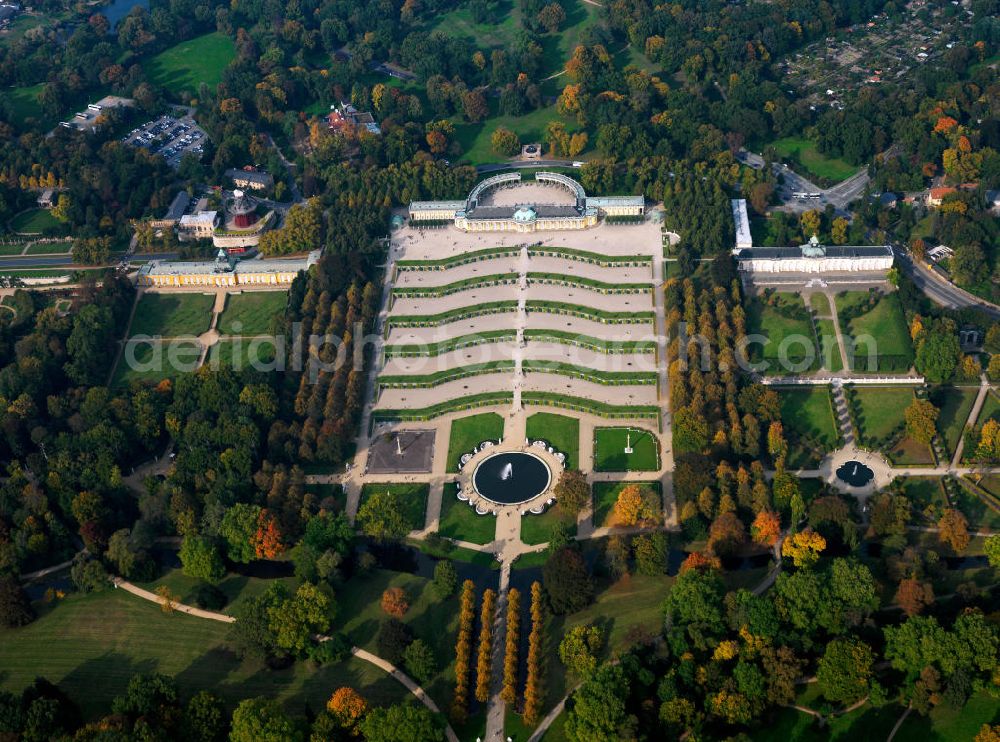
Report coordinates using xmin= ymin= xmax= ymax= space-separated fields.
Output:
xmin=735 ymin=235 xmax=894 ymax=275
xmin=136 ymin=250 xmax=320 ymax=288
xmin=409 ymin=172 xmax=644 ymax=233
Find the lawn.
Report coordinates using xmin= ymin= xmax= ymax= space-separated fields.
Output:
xmin=332 ymin=568 xmax=463 ymax=713
xmin=896 ymin=477 xmax=948 ymax=520
xmin=591 ymin=481 xmax=662 ymax=527
xmin=777 ymin=387 xmax=839 ymax=467
xmin=9 ymin=208 xmax=63 ymax=234
xmin=453 ymin=103 xmax=576 ymax=164
xmin=446 ymin=412 xmax=505 ymax=472
xmin=747 ymin=293 xmax=818 ymax=373
xmin=815 ymin=318 xmax=844 ymax=372
xmin=894 ymin=690 xmax=999 ymax=741
xmin=25 ymin=239 xmax=73 ymax=254
xmin=852 ymin=387 xmax=912 ymax=443
xmin=217 ymin=291 xmax=287 ymax=335
xmin=520 ymin=505 xmax=576 ymax=545
xmin=207 ymin=338 xmax=279 ymax=371
xmin=932 ymin=385 xmax=979 ymax=458
xmin=956 ymin=480 xmax=1000 ymax=530
xmin=358 ymin=482 xmax=429 ymax=532
xmin=437 ymin=486 xmax=497 ymax=545
xmin=0 ymin=590 xmax=410 ymax=721
xmin=751 ymin=699 xmax=903 ymax=742
xmin=143 ymin=32 xmax=237 ymax=95
xmin=770 ymin=136 xmax=860 ymax=182
xmin=129 ymin=292 xmax=215 ymax=337
xmin=975 ymin=390 xmax=1000 ymax=428
xmin=592 ymin=427 xmax=660 ymax=472
xmin=4 ymin=83 xmax=44 ymax=125
xmin=525 ymin=412 xmax=580 ymax=469
xmin=836 ymin=291 xmax=913 ymax=373
xmin=140 ymin=567 xmax=299 ymax=617
xmin=112 ymin=339 xmax=203 ymax=387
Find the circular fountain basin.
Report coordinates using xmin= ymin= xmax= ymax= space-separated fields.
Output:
xmin=835 ymin=460 xmax=874 ymax=488
xmin=473 ymin=451 xmax=551 ymax=506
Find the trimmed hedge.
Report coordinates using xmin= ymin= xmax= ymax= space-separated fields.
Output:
xmin=384 ymin=331 xmax=517 ymax=357
xmin=522 ymin=360 xmax=657 ymax=385
xmin=522 ymin=329 xmax=656 ymax=354
xmin=378 ymin=361 xmax=515 ymax=388
xmin=525 ymin=300 xmax=654 ymax=324
xmin=388 ymin=301 xmax=518 ymax=328
xmin=521 ymin=392 xmax=659 ymax=419
xmin=396 ymin=246 xmax=520 ymax=270
xmin=527 ymin=273 xmax=651 ymax=294
xmin=372 ymin=392 xmax=514 ymax=422
xmin=392 ymin=273 xmax=519 ymax=298
xmin=526 ymin=246 xmax=651 ymax=266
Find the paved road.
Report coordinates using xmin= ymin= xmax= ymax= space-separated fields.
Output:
xmin=0 ymin=252 xmax=178 ymax=270
xmin=476 ymin=159 xmax=579 ymax=173
xmin=894 ymin=247 xmax=1000 ymax=318
xmin=737 ymin=149 xmax=869 ymax=215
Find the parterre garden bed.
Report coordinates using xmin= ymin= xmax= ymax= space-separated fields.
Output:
xmin=445 ymin=412 xmax=505 ymax=472
xmin=437 ymin=485 xmax=496 ymax=545
xmin=777 ymin=387 xmax=840 ymax=468
xmin=129 ymin=292 xmax=215 ymax=337
xmin=931 ymin=385 xmax=979 ymax=459
xmin=835 ymin=291 xmax=913 ymax=373
xmin=592 ymin=427 xmax=660 ymax=471
xmin=747 ymin=292 xmax=818 ymax=373
xmin=113 ymin=339 xmax=202 ymax=387
xmin=217 ymin=291 xmax=287 ymax=335
xmin=525 ymin=412 xmax=580 ymax=468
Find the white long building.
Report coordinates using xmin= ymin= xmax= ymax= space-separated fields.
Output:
xmin=735 ymin=236 xmax=893 ymax=275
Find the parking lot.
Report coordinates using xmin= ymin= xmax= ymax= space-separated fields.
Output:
xmin=122 ymin=114 xmax=206 ymax=169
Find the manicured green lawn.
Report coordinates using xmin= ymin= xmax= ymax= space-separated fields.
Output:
xmin=591 ymin=481 xmax=661 ymax=528
xmin=217 ymin=291 xmax=287 ymax=335
xmin=143 ymin=31 xmax=237 ymax=95
xmin=520 ymin=506 xmax=576 ymax=545
xmin=446 ymin=413 xmax=505 ymax=472
xmin=747 ymin=293 xmax=818 ymax=372
xmin=593 ymin=427 xmax=659 ymax=472
xmin=955 ymin=480 xmax=1000 ymax=530
xmin=207 ymin=337 xmax=278 ymax=371
xmin=836 ymin=291 xmax=913 ymax=373
xmin=975 ymin=390 xmax=1000 ymax=428
xmin=525 ymin=412 xmax=580 ymax=469
xmin=9 ymin=208 xmax=63 ymax=234
xmin=815 ymin=319 xmax=844 ymax=372
xmin=894 ymin=690 xmax=999 ymax=741
xmin=437 ymin=486 xmax=496 ymax=545
xmin=25 ymin=240 xmax=73 ymax=254
xmin=454 ymin=104 xmax=575 ymax=164
xmin=333 ymin=568 xmax=462 ymax=713
xmin=853 ymin=387 xmax=912 ymax=442
xmin=752 ymin=700 xmax=903 ymax=742
xmin=129 ymin=292 xmax=215 ymax=337
xmin=139 ymin=567 xmax=299 ymax=617
xmin=5 ymin=83 xmax=44 ymax=125
xmin=113 ymin=339 xmax=203 ymax=387
xmin=0 ymin=590 xmax=410 ymax=721
xmin=358 ymin=483 xmax=429 ymax=532
xmin=933 ymin=386 xmax=979 ymax=457
xmin=770 ymin=136 xmax=860 ymax=182
xmin=777 ymin=387 xmax=839 ymax=467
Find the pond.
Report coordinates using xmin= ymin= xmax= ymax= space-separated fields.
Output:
xmin=473 ymin=451 xmax=551 ymax=506
xmin=836 ymin=460 xmax=875 ymax=487
xmin=98 ymin=0 xmax=150 ymax=28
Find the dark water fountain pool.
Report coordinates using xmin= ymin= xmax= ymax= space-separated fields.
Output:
xmin=473 ymin=451 xmax=551 ymax=505
xmin=836 ymin=460 xmax=875 ymax=487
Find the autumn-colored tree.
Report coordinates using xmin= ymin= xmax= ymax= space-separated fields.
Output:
xmin=766 ymin=421 xmax=787 ymax=464
xmin=679 ymin=550 xmax=721 ymax=573
xmin=831 ymin=217 xmax=849 ymax=245
xmin=609 ymin=484 xmax=659 ymax=527
xmin=451 ymin=580 xmax=476 ymax=723
xmin=750 ymin=510 xmax=781 ymax=547
xmin=381 ymin=586 xmax=409 ymax=618
xmin=426 ymin=129 xmax=447 ymax=154
xmin=326 ymin=687 xmax=368 ymax=731
xmin=905 ymin=398 xmax=940 ymax=445
xmin=490 ymin=127 xmax=521 ymax=157
xmin=781 ymin=528 xmax=826 ymax=568
xmin=537 ymin=2 xmax=566 ymax=32
xmin=895 ymin=578 xmax=934 ymax=617
xmin=462 ymin=90 xmax=488 ymax=123
xmin=707 ymin=511 xmax=746 ymax=557
xmin=554 ymin=469 xmax=589 ymax=516
xmin=937 ymin=508 xmax=970 ymax=553
xmin=156 ymin=585 xmax=176 ymax=614
xmin=523 ymin=581 xmax=546 ymax=725
xmin=253 ymin=509 xmax=284 ymax=559
xmin=474 ymin=588 xmax=496 ymax=703
xmin=974 ymin=724 xmax=1000 ymax=742
xmin=501 ymin=588 xmax=520 ymax=705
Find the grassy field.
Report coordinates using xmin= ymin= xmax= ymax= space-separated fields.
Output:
xmin=751 ymin=696 xmax=902 ymax=742
xmin=747 ymin=293 xmax=817 ymax=372
xmin=129 ymin=292 xmax=215 ymax=337
xmin=897 ymin=477 xmax=948 ymax=520
xmin=933 ymin=386 xmax=979 ymax=458
xmin=525 ymin=412 xmax=580 ymax=468
xmin=143 ymin=32 xmax=237 ymax=95
xmin=217 ymin=291 xmax=287 ymax=335
xmin=0 ymin=590 xmax=410 ymax=721
xmin=113 ymin=339 xmax=202 ymax=386
xmin=520 ymin=505 xmax=576 ymax=545
xmin=853 ymin=387 xmax=912 ymax=442
xmin=358 ymin=483 xmax=429 ymax=532
xmin=446 ymin=413 xmax=505 ymax=472
xmin=4 ymin=83 xmax=44 ymax=125
xmin=593 ymin=427 xmax=659 ymax=471
xmin=437 ymin=487 xmax=496 ymax=545
xmin=453 ymin=103 xmax=575 ymax=164
xmin=836 ymin=292 xmax=913 ymax=372
xmin=956 ymin=480 xmax=1000 ymax=530
xmin=206 ymin=338 xmax=278 ymax=371
xmin=975 ymin=391 xmax=1000 ymax=428
xmin=591 ymin=481 xmax=661 ymax=527
xmin=777 ymin=387 xmax=839 ymax=467
xmin=25 ymin=240 xmax=73 ymax=254
xmin=770 ymin=136 xmax=860 ymax=182
xmin=815 ymin=319 xmax=844 ymax=372
xmin=894 ymin=690 xmax=999 ymax=741
xmin=9 ymin=208 xmax=63 ymax=234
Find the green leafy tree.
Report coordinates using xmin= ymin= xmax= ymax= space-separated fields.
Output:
xmin=904 ymin=398 xmax=939 ymax=445
xmin=558 ymin=624 xmax=604 ymax=678
xmin=219 ymin=503 xmax=262 ymax=563
xmin=179 ymin=535 xmax=226 ymax=584
xmin=181 ymin=691 xmax=227 ymax=742
xmin=0 ymin=575 xmax=33 ymax=628
xmin=542 ymin=546 xmax=593 ymax=614
xmin=356 ymin=490 xmax=410 ymax=541
xmin=268 ymin=582 xmax=334 ymax=655
xmin=916 ymin=331 xmax=961 ymax=383
xmin=817 ymin=638 xmax=874 ymax=704
xmin=402 ymin=638 xmax=437 ymax=684
xmin=229 ymin=698 xmax=301 ymax=742
xmin=431 ymin=560 xmax=458 ymax=599
xmin=359 ymin=703 xmax=444 ymax=742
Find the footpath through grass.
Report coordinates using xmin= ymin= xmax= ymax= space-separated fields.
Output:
xmin=932 ymin=385 xmax=979 ymax=458
xmin=446 ymin=412 xmax=505 ymax=471
xmin=129 ymin=292 xmax=215 ymax=337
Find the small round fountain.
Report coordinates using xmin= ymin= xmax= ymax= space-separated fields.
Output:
xmin=472 ymin=451 xmax=551 ymax=506
xmin=836 ymin=460 xmax=874 ymax=488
